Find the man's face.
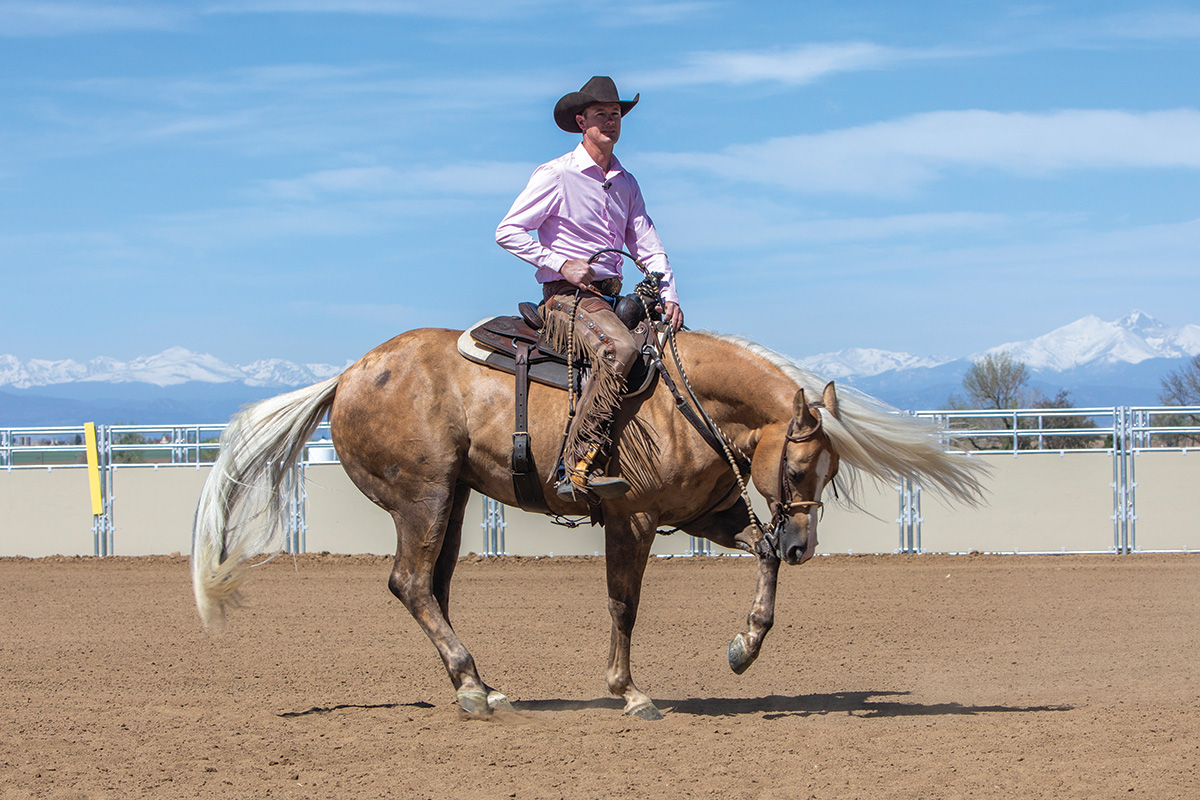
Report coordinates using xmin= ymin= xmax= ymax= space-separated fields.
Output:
xmin=576 ymin=102 xmax=622 ymax=147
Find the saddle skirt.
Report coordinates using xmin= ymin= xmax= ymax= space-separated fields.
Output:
xmin=457 ymin=306 xmax=658 ymax=398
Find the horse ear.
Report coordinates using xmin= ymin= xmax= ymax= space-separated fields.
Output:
xmin=822 ymin=381 xmax=839 ymax=419
xmin=793 ymin=388 xmax=817 ymax=429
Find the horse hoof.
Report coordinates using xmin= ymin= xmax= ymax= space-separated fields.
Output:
xmin=728 ymin=633 xmax=758 ymax=675
xmin=456 ymin=689 xmax=491 ymax=717
xmin=487 ymin=691 xmax=514 ymax=712
xmin=626 ymin=700 xmax=664 ymax=720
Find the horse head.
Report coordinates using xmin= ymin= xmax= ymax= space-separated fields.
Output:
xmin=752 ymin=381 xmax=841 ymax=565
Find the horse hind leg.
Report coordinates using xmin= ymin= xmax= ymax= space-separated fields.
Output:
xmin=428 ymin=483 xmax=512 ymax=713
xmin=604 ymin=512 xmax=664 ymax=720
xmin=386 ymin=482 xmax=499 ymax=717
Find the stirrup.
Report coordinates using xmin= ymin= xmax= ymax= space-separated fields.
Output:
xmin=555 ymin=462 xmax=588 ymax=501
xmin=554 ymin=463 xmax=631 ymax=500
xmin=584 ymin=474 xmax=632 ymax=499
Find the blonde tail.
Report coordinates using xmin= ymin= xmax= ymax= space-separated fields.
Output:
xmin=191 ymin=376 xmax=340 ymax=629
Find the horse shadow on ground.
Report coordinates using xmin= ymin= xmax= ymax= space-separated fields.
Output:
xmin=275 ymin=692 xmax=1072 ymax=719
xmin=512 ymin=691 xmax=1073 ymax=719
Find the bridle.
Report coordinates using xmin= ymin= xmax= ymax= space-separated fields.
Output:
xmin=762 ymin=412 xmax=836 ymax=558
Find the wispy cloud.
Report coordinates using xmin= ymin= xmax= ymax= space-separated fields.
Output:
xmin=634 ymin=42 xmax=958 ymax=89
xmin=408 ymin=161 xmax=535 ymax=195
xmin=0 ymin=1 xmax=186 ymax=36
xmin=604 ymin=1 xmax=717 ymax=26
xmin=258 ymin=166 xmax=399 ymax=201
xmin=255 ymin=161 xmax=532 ymax=201
xmin=649 ymin=109 xmax=1200 ymax=195
xmin=204 ymin=0 xmax=705 ymax=25
xmin=1077 ymin=9 xmax=1200 ymax=43
xmin=4 ymin=64 xmax=560 ymax=170
xmin=286 ymin=299 xmax=433 ymax=327
xmin=655 ymin=194 xmax=1013 ymax=251
xmin=203 ymin=0 xmax=546 ymax=20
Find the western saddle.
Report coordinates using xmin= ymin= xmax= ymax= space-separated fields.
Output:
xmin=457 ymin=297 xmax=659 ymax=514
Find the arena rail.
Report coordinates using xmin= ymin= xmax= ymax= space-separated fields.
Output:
xmin=2 ymin=407 xmax=1199 ymax=558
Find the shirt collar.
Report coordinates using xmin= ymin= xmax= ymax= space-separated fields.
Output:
xmin=571 ymin=142 xmax=624 ymax=178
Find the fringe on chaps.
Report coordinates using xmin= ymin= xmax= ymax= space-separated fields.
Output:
xmin=541 ymin=300 xmax=659 ymax=494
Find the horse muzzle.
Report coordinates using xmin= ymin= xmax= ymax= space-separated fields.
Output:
xmin=773 ymin=514 xmax=818 ymax=566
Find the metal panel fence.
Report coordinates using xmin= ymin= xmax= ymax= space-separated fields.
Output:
xmin=2 ymin=407 xmax=1198 ymax=557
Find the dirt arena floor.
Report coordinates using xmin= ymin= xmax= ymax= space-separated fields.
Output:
xmin=2 ymin=552 xmax=1198 ymax=800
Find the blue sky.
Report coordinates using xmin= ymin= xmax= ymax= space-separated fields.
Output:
xmin=3 ymin=1 xmax=1199 ymax=366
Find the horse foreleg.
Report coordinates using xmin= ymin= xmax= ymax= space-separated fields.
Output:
xmin=680 ymin=496 xmax=779 ymax=674
xmin=603 ymin=512 xmax=663 ymax=720
xmin=386 ymin=486 xmax=493 ymax=717
xmin=727 ymin=554 xmax=781 ymax=674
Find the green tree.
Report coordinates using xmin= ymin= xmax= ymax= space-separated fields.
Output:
xmin=113 ymin=426 xmax=147 ymax=464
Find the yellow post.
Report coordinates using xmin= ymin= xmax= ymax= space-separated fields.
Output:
xmin=84 ymin=422 xmax=104 ymax=516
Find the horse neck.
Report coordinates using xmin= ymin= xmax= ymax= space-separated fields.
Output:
xmin=673 ymin=334 xmax=795 ymax=451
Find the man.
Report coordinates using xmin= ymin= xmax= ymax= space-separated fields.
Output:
xmin=496 ymin=75 xmax=683 ymax=500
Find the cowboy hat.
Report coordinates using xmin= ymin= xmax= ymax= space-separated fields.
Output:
xmin=553 ymin=76 xmax=640 ymax=133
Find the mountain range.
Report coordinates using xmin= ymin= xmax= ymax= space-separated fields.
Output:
xmin=0 ymin=346 xmax=346 ymax=390
xmin=2 ymin=311 xmax=1196 ymax=426
xmin=795 ymin=310 xmax=1199 ymax=410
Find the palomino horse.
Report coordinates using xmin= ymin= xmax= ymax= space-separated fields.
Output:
xmin=192 ymin=329 xmax=982 ymax=719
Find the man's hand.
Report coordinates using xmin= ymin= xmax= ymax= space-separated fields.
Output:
xmin=559 ymin=259 xmax=595 ymax=290
xmin=662 ymin=301 xmax=684 ymax=332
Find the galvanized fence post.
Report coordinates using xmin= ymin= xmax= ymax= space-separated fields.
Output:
xmin=481 ymin=496 xmax=506 ymax=556
xmin=94 ymin=425 xmax=114 ymax=557
xmin=897 ymin=478 xmax=921 ymax=554
xmin=284 ymin=459 xmax=307 ymax=554
xmin=1110 ymin=406 xmax=1136 ymax=554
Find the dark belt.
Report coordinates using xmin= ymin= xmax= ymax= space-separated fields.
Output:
xmin=542 ymin=277 xmax=623 ymax=300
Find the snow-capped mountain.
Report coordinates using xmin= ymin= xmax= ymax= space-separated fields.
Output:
xmin=977 ymin=311 xmax=1200 ymax=371
xmin=796 ymin=348 xmax=950 ymax=379
xmin=0 ymin=347 xmax=346 ymax=390
xmin=795 ymin=311 xmax=1199 ymax=409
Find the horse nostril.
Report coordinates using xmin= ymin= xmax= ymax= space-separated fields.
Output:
xmin=786 ymin=544 xmax=806 ymax=563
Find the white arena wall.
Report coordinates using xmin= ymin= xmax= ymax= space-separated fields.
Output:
xmin=2 ymin=448 xmax=1197 ymax=559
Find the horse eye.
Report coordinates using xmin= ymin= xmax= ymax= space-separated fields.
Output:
xmin=787 ymin=466 xmax=804 ymax=482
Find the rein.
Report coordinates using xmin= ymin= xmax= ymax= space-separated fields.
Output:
xmin=588 ymin=249 xmax=829 ymax=558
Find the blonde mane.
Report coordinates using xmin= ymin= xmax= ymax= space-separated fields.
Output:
xmin=696 ymin=331 xmax=985 ymax=505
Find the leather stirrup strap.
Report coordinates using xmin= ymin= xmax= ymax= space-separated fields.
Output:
xmin=511 ymin=343 xmax=551 ymax=514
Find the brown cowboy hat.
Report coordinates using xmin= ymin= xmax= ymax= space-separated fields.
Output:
xmin=553 ymin=76 xmax=640 ymax=133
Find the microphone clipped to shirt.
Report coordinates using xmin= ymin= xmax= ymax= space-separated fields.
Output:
xmin=602 ymin=180 xmax=612 ymax=190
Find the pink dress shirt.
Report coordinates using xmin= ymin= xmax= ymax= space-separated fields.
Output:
xmin=496 ymin=143 xmax=679 ymax=304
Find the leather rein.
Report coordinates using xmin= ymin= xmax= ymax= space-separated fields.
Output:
xmin=586 ymin=249 xmax=833 ymax=558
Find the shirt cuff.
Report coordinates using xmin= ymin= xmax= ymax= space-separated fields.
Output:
xmin=546 ymin=252 xmax=569 ymax=275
